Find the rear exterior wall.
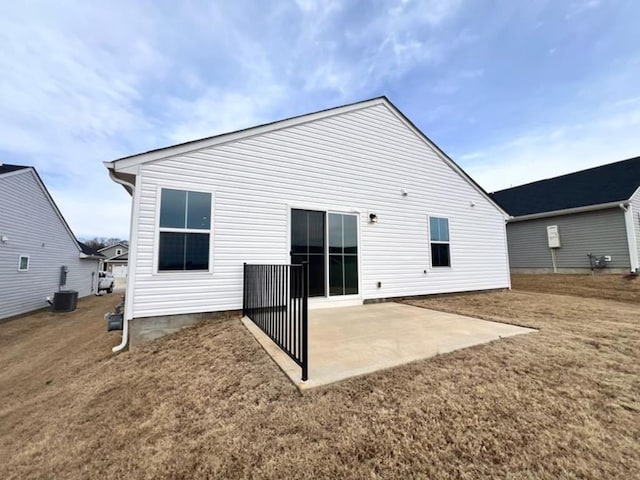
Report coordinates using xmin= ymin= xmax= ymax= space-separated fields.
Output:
xmin=127 ymin=103 xmax=510 ymax=319
xmin=506 ymin=208 xmax=630 ymax=271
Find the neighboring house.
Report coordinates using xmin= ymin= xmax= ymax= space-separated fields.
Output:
xmin=105 ymin=96 xmax=511 ymax=347
xmin=491 ymin=156 xmax=640 ymax=274
xmin=98 ymin=242 xmax=129 ymax=278
xmin=0 ymin=164 xmax=104 ymax=320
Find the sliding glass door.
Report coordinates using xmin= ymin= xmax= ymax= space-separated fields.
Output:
xmin=290 ymin=209 xmax=359 ymax=298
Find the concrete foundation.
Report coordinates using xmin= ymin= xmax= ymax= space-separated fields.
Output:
xmin=129 ymin=310 xmax=241 ymax=347
xmin=510 ymin=267 xmax=631 ymax=275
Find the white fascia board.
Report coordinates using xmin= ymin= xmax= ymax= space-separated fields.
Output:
xmin=105 ymin=97 xmax=387 ymax=172
xmin=508 ymin=200 xmax=630 ymax=222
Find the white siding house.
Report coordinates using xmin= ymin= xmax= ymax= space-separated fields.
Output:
xmin=0 ymin=165 xmax=103 ymax=320
xmin=106 ymin=97 xmax=510 ymax=346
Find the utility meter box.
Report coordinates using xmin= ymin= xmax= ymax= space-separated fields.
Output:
xmin=547 ymin=225 xmax=561 ymax=248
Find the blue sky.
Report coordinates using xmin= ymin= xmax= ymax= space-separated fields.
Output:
xmin=2 ymin=0 xmax=639 ymax=238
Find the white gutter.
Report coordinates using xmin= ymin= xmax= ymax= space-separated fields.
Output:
xmin=508 ymin=200 xmax=629 ymax=223
xmin=108 ymin=169 xmax=136 ymax=353
xmin=620 ymin=203 xmax=640 ymax=272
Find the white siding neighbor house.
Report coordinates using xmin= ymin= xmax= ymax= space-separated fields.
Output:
xmin=106 ymin=97 xmax=510 ymax=348
xmin=0 ymin=164 xmax=103 ymax=320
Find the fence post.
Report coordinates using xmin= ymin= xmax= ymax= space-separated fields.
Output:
xmin=301 ymin=261 xmax=309 ymax=382
xmin=242 ymin=262 xmax=247 ymax=317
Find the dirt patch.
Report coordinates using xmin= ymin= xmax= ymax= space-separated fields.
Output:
xmin=1 ymin=290 xmax=639 ymax=479
xmin=512 ymin=273 xmax=640 ymax=304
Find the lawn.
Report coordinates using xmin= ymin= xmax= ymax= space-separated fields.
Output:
xmin=1 ymin=280 xmax=638 ymax=479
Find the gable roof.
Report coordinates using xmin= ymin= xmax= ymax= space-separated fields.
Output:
xmin=1 ymin=164 xmax=90 ymax=256
xmin=491 ymin=156 xmax=640 ymax=218
xmin=98 ymin=242 xmax=129 ymax=252
xmin=105 ymin=96 xmax=507 ymax=217
xmin=0 ymin=163 xmax=30 ymax=175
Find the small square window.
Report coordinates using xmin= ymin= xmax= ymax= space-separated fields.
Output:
xmin=18 ymin=255 xmax=29 ymax=271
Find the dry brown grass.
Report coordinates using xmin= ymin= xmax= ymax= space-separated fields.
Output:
xmin=1 ymin=283 xmax=639 ymax=479
xmin=512 ymin=273 xmax=640 ymax=304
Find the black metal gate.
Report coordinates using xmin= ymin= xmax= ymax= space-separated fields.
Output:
xmin=243 ymin=262 xmax=309 ymax=381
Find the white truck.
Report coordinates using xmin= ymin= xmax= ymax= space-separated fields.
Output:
xmin=98 ymin=271 xmax=115 ymax=294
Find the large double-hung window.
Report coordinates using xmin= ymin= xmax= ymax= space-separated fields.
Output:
xmin=158 ymin=188 xmax=212 ymax=271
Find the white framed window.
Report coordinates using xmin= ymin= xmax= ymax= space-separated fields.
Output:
xmin=158 ymin=188 xmax=212 ymax=271
xmin=429 ymin=216 xmax=450 ymax=267
xmin=115 ymin=248 xmax=122 ymax=256
xmin=18 ymin=255 xmax=30 ymax=272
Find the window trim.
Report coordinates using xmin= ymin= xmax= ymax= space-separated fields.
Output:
xmin=428 ymin=215 xmax=452 ymax=269
xmin=115 ymin=248 xmax=122 ymax=256
xmin=153 ymin=185 xmax=215 ymax=275
xmin=18 ymin=255 xmax=30 ymax=272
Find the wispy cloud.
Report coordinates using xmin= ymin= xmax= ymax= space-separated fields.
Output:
xmin=0 ymin=1 xmax=169 ymax=237
xmin=566 ymin=0 xmax=601 ymax=19
xmin=1 ymin=0 xmax=639 ymax=238
xmin=462 ymin=98 xmax=640 ymax=191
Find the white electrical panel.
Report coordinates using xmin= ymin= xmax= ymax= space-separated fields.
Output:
xmin=547 ymin=225 xmax=561 ymax=248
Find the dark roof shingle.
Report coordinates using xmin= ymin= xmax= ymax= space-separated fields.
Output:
xmin=78 ymin=242 xmax=105 ymax=257
xmin=0 ymin=164 xmax=30 ymax=175
xmin=490 ymin=156 xmax=640 ymax=217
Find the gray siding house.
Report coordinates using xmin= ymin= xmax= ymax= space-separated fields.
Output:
xmin=99 ymin=242 xmax=129 ymax=279
xmin=0 ymin=164 xmax=103 ymax=320
xmin=491 ymin=157 xmax=640 ymax=274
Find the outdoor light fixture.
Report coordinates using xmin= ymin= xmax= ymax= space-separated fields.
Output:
xmin=369 ymin=213 xmax=378 ymax=223
xmin=0 ymin=235 xmax=7 ymax=243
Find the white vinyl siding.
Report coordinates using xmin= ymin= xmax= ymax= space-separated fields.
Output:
xmin=0 ymin=170 xmax=100 ymax=319
xmin=127 ymin=103 xmax=509 ymax=319
xmin=629 ymin=188 xmax=640 ymax=269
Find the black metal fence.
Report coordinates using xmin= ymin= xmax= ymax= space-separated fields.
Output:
xmin=243 ymin=262 xmax=309 ymax=381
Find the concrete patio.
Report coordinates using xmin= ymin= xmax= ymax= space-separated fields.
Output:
xmin=242 ymin=302 xmax=535 ymax=390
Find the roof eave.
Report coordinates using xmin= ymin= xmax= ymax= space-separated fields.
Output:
xmin=508 ymin=200 xmax=630 ymax=222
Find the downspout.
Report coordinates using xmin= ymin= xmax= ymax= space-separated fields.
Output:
xmin=620 ymin=203 xmax=639 ymax=272
xmin=503 ymin=217 xmax=512 ymax=289
xmin=108 ymin=169 xmax=135 ymax=352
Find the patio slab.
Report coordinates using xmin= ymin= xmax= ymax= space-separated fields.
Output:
xmin=242 ymin=302 xmax=535 ymax=390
